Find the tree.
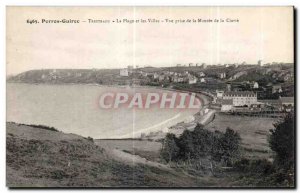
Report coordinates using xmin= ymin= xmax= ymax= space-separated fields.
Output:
xmin=269 ymin=112 xmax=294 ymax=170
xmin=222 ymin=128 xmax=241 ymax=165
xmin=160 ymin=125 xmax=242 ymax=167
xmin=177 ymin=130 xmax=194 ymax=160
xmin=211 ymin=131 xmax=225 ymax=162
xmin=177 ymin=124 xmax=215 ymax=160
xmin=212 ymin=128 xmax=241 ymax=165
xmin=192 ymin=124 xmax=214 ymax=158
xmin=160 ymin=133 xmax=179 ymax=163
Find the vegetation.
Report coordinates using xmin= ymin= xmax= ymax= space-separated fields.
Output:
xmin=173 ymin=82 xmax=226 ymax=92
xmin=160 ymin=124 xmax=241 ymax=166
xmin=235 ymin=72 xmax=275 ymax=86
xmin=160 ymin=112 xmax=295 ymax=187
xmin=211 ymin=129 xmax=241 ymax=165
xmin=16 ymin=123 xmax=59 ymax=132
xmin=160 ymin=133 xmax=179 ymax=163
xmin=232 ymin=112 xmax=295 ymax=187
xmin=85 ymin=136 xmax=94 ymax=142
xmin=233 ymin=157 xmax=293 ymax=187
xmin=269 ymin=112 xmax=294 ymax=170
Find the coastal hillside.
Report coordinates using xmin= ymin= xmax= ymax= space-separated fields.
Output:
xmin=6 ymin=122 xmax=206 ymax=187
xmin=7 ymin=63 xmax=294 ymax=86
xmin=7 ymin=69 xmax=120 ymax=85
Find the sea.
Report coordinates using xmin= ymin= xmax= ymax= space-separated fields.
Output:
xmin=7 ymin=83 xmax=200 ymax=139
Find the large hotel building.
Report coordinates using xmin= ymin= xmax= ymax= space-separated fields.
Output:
xmin=222 ymin=91 xmax=257 ymax=107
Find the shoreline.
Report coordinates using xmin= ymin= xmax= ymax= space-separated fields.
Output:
xmin=7 ymin=82 xmax=213 ymax=140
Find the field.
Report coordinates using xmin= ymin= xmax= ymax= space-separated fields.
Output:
xmin=95 ymin=139 xmax=162 ymax=162
xmin=205 ymin=113 xmax=278 ymax=160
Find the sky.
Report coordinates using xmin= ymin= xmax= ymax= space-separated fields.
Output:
xmin=7 ymin=6 xmax=294 ymax=75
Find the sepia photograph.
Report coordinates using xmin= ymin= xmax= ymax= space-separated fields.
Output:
xmin=6 ymin=6 xmax=295 ymax=188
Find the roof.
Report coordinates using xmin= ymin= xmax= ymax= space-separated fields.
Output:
xmin=221 ymin=99 xmax=233 ymax=105
xmin=258 ymin=100 xmax=280 ymax=105
xmin=223 ymin=91 xmax=256 ymax=97
xmin=279 ymin=97 xmax=294 ymax=104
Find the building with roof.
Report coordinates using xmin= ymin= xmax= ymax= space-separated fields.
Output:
xmin=258 ymin=99 xmax=280 ymax=108
xmin=222 ymin=91 xmax=257 ymax=107
xmin=252 ymin=82 xmax=259 ymax=89
xmin=279 ymin=97 xmax=294 ymax=112
xmin=158 ymin=74 xmax=166 ymax=82
xmin=272 ymin=85 xmax=283 ymax=94
xmin=279 ymin=96 xmax=294 ymax=106
xmin=216 ymin=90 xmax=224 ymax=98
xmin=221 ymin=99 xmax=233 ymax=112
xmin=172 ymin=76 xmax=185 ymax=83
xmin=258 ymin=97 xmax=294 ymax=112
xmin=200 ymin=78 xmax=206 ymax=83
xmin=231 ymin=71 xmax=247 ymax=80
xmin=120 ymin=69 xmax=129 ymax=77
xmin=218 ymin=72 xmax=226 ymax=79
xmin=188 ymin=76 xmax=197 ymax=84
xmin=197 ymin=72 xmax=205 ymax=77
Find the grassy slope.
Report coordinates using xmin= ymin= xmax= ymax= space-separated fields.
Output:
xmin=95 ymin=139 xmax=162 ymax=162
xmin=205 ymin=113 xmax=276 ymax=159
xmin=7 ymin=122 xmax=211 ymax=188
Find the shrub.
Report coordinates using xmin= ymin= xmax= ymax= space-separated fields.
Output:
xmin=86 ymin=136 xmax=94 ymax=142
xmin=269 ymin=112 xmax=294 ymax=170
xmin=19 ymin=123 xmax=59 ymax=132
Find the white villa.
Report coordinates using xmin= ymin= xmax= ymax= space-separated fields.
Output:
xmin=120 ymin=69 xmax=129 ymax=77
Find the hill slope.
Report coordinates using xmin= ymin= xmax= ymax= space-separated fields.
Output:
xmin=7 ymin=122 xmax=207 ymax=187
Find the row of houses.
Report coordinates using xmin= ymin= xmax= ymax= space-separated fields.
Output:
xmin=218 ymin=90 xmax=294 ymax=112
xmin=119 ymin=68 xmax=199 ymax=84
xmin=155 ymin=73 xmax=198 ymax=84
xmin=119 ymin=67 xmax=230 ymax=85
xmin=40 ymin=69 xmax=85 ymax=81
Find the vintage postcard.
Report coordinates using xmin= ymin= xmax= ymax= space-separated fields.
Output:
xmin=6 ymin=6 xmax=295 ymax=188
